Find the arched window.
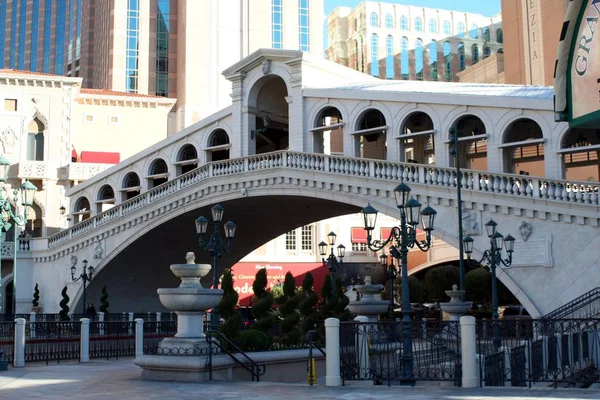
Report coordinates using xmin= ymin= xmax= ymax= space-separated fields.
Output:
xmin=371 ymin=34 xmax=379 ymax=77
xmin=147 ymin=158 xmax=168 ymax=188
xmin=73 ymin=196 xmax=91 ymax=223
xmin=385 ymin=35 xmax=394 ymax=79
xmin=496 ymin=28 xmax=503 ymax=43
xmin=400 ymin=15 xmax=408 ymax=31
xmin=429 ymin=18 xmax=436 ymax=33
xmin=415 ymin=17 xmax=423 ymax=32
xmin=314 ymin=106 xmax=344 ymax=155
xmin=429 ymin=40 xmax=438 ymax=81
xmin=96 ymin=184 xmax=115 ymax=214
xmin=498 ymin=48 xmax=504 ymax=54
xmin=443 ymin=41 xmax=452 ymax=81
xmin=401 ymin=36 xmax=409 ymax=80
xmin=360 ymin=36 xmax=365 ymax=72
xmin=458 ymin=42 xmax=465 ymax=70
xmin=457 ymin=22 xmax=465 ymax=37
xmin=176 ymin=144 xmax=198 ymax=175
xmin=443 ymin=20 xmax=451 ymax=35
xmin=354 ymin=18 xmax=358 ymax=32
xmin=385 ymin=14 xmax=393 ymax=28
xmin=27 ymin=119 xmax=44 ymax=161
xmin=370 ymin=12 xmax=378 ymax=27
xmin=400 ymin=112 xmax=435 ymax=164
xmin=472 ymin=44 xmax=479 ymax=64
xmin=560 ymin=128 xmax=600 ymax=181
xmin=207 ymin=129 xmax=230 ymax=162
xmin=415 ymin=39 xmax=424 ymax=80
xmin=483 ymin=47 xmax=491 ymax=58
xmin=482 ymin=27 xmax=490 ymax=42
xmin=453 ymin=115 xmax=488 ymax=170
xmin=502 ymin=119 xmax=545 ymax=175
xmin=470 ymin=24 xmax=478 ymax=39
xmin=356 ymin=109 xmax=387 ymax=160
xmin=121 ymin=172 xmax=141 ymax=201
xmin=354 ymin=39 xmax=359 ymax=70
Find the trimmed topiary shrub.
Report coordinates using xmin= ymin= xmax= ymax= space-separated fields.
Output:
xmin=249 ymin=269 xmax=275 ymax=339
xmin=59 ymin=286 xmax=70 ymax=321
xmin=219 ymin=268 xmax=242 ymax=342
xmin=99 ymin=285 xmax=110 ymax=314
xmin=238 ymin=329 xmax=271 ymax=351
xmin=299 ymin=272 xmax=319 ymax=338
xmin=277 ymin=272 xmax=301 ymax=345
xmin=32 ymin=283 xmax=40 ymax=308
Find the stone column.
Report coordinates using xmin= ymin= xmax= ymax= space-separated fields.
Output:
xmin=460 ymin=315 xmax=478 ymax=388
xmin=325 ymin=317 xmax=341 ymax=387
xmin=135 ymin=318 xmax=144 ymax=358
xmin=14 ymin=318 xmax=26 ymax=367
xmin=80 ymin=318 xmax=90 ymax=363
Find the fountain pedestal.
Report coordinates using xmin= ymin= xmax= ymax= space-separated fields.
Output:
xmin=439 ymin=285 xmax=472 ymax=322
xmin=347 ymin=276 xmax=389 ymax=322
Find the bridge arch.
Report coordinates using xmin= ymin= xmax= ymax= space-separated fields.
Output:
xmin=205 ymin=128 xmax=231 ymax=162
xmin=72 ymin=196 xmax=91 ymax=224
xmin=120 ymin=171 xmax=141 ymax=202
xmin=146 ymin=157 xmax=169 ymax=189
xmin=449 ymin=114 xmax=488 ymax=170
xmin=398 ymin=110 xmax=436 ymax=164
xmin=351 ymin=104 xmax=391 ymax=160
xmin=558 ymin=127 xmax=600 ymax=181
xmin=311 ymin=105 xmax=345 ymax=155
xmin=174 ymin=143 xmax=199 ymax=176
xmin=500 ymin=118 xmax=545 ymax=175
xmin=95 ymin=184 xmax=116 ymax=214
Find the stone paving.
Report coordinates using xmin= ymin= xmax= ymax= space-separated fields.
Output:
xmin=0 ymin=359 xmax=599 ymax=400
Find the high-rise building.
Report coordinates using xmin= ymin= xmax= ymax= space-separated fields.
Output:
xmin=0 ymin=0 xmax=324 ymax=133
xmin=325 ymin=2 xmax=502 ymax=82
xmin=501 ymin=0 xmax=568 ymax=86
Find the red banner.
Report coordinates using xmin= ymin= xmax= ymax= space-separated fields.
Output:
xmin=229 ymin=262 xmax=329 ymax=306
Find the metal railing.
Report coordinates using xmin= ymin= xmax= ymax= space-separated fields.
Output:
xmin=339 ymin=320 xmax=461 ymax=386
xmin=543 ymin=288 xmax=600 ymax=320
xmin=142 ymin=321 xmax=177 ymax=355
xmin=25 ymin=321 xmax=81 ymax=364
xmin=0 ymin=321 xmax=14 ymax=363
xmin=476 ymin=318 xmax=600 ymax=388
xmin=89 ymin=321 xmax=135 ymax=359
xmin=46 ymin=151 xmax=600 ymax=248
xmin=206 ymin=330 xmax=266 ymax=381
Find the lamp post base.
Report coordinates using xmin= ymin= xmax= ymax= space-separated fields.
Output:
xmin=400 ymin=355 xmax=415 ymax=386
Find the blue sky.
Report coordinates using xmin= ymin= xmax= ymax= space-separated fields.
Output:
xmin=324 ymin=0 xmax=501 ymax=17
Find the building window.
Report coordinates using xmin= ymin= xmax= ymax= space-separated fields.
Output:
xmin=458 ymin=42 xmax=465 ymax=70
xmin=109 ymin=116 xmax=119 ymax=124
xmin=27 ymin=119 xmax=45 ymax=161
xmin=444 ymin=41 xmax=452 ymax=82
xmin=400 ymin=15 xmax=408 ymax=31
xmin=43 ymin=0 xmax=53 ymax=72
xmin=483 ymin=46 xmax=491 ymax=58
xmin=352 ymin=242 xmax=367 ymax=252
xmin=18 ymin=0 xmax=27 ymax=69
xmin=470 ymin=24 xmax=478 ymax=39
xmin=443 ymin=20 xmax=451 ymax=35
xmin=31 ymin=0 xmax=40 ymax=71
xmin=272 ymin=0 xmax=283 ymax=49
xmin=9 ymin=0 xmax=18 ymax=68
xmin=84 ymin=114 xmax=94 ymax=123
xmin=496 ymin=28 xmax=503 ymax=43
xmin=351 ymin=228 xmax=367 ymax=252
xmin=298 ymin=0 xmax=310 ymax=51
xmin=371 ymin=34 xmax=379 ymax=77
xmin=55 ymin=0 xmax=67 ymax=74
xmin=385 ymin=14 xmax=393 ymax=28
xmin=285 ymin=230 xmax=296 ymax=250
xmin=125 ymin=0 xmax=140 ymax=93
xmin=415 ymin=17 xmax=423 ymax=32
xmin=457 ymin=22 xmax=465 ymax=37
xmin=385 ymin=35 xmax=394 ymax=79
xmin=429 ymin=18 xmax=436 ymax=33
xmin=415 ymin=39 xmax=424 ymax=80
xmin=482 ymin=27 xmax=490 ymax=42
xmin=0 ymin=1 xmax=6 ymax=68
xmin=4 ymin=99 xmax=17 ymax=112
xmin=472 ymin=44 xmax=479 ymax=64
xmin=401 ymin=36 xmax=409 ymax=80
xmin=301 ymin=225 xmax=313 ymax=251
xmin=429 ymin=40 xmax=438 ymax=81
xmin=156 ymin=0 xmax=170 ymax=96
xmin=370 ymin=12 xmax=378 ymax=27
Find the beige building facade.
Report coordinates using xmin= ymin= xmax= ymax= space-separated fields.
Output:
xmin=326 ymin=1 xmax=503 ymax=82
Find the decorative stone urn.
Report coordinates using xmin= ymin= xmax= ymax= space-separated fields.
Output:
xmin=439 ymin=285 xmax=473 ymax=322
xmin=347 ymin=276 xmax=390 ymax=322
xmin=156 ymin=252 xmax=223 ymax=347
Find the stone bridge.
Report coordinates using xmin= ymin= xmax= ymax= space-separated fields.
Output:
xmin=26 ymin=151 xmax=600 ymax=317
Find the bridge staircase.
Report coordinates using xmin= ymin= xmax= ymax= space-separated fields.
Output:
xmin=543 ymin=288 xmax=600 ymax=319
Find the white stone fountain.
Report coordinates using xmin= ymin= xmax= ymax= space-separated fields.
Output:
xmin=439 ymin=285 xmax=473 ymax=322
xmin=347 ymin=276 xmax=390 ymax=322
xmin=135 ymin=252 xmax=224 ymax=380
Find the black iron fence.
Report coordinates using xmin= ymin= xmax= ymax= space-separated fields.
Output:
xmin=142 ymin=321 xmax=178 ymax=355
xmin=477 ymin=318 xmax=600 ymax=388
xmin=339 ymin=320 xmax=461 ymax=386
xmin=0 ymin=321 xmax=14 ymax=363
xmin=25 ymin=321 xmax=81 ymax=364
xmin=89 ymin=321 xmax=135 ymax=359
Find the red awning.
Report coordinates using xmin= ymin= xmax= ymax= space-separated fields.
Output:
xmin=351 ymin=227 xmax=367 ymax=243
xmin=79 ymin=151 xmax=120 ymax=164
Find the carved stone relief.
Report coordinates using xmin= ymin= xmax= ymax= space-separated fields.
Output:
xmin=461 ymin=206 xmax=482 ymax=236
xmin=0 ymin=127 xmax=18 ymax=154
xmin=519 ymin=221 xmax=533 ymax=242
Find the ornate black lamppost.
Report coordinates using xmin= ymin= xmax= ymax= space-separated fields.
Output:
xmin=318 ymin=231 xmax=345 ymax=297
xmin=71 ymin=259 xmax=94 ymax=314
xmin=449 ymin=126 xmax=467 ymax=294
xmin=463 ymin=219 xmax=515 ymax=351
xmin=379 ymin=251 xmax=398 ymax=321
xmin=361 ymin=183 xmax=437 ymax=385
xmin=195 ymin=204 xmax=236 ymax=331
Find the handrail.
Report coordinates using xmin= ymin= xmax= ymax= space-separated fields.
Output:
xmin=543 ymin=287 xmax=600 ymax=319
xmin=306 ymin=330 xmax=326 ymax=386
xmin=205 ymin=330 xmax=266 ymax=382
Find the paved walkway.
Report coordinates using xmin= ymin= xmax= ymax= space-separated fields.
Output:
xmin=0 ymin=359 xmax=599 ymax=399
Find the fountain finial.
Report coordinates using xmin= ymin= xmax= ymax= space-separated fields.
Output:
xmin=364 ymin=276 xmax=372 ymax=285
xmin=185 ymin=252 xmax=196 ymax=264
xmin=452 ymin=284 xmax=458 ymax=291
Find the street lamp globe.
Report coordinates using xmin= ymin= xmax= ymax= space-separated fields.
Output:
xmin=491 ymin=231 xmax=504 ymax=250
xmin=327 ymin=231 xmax=337 ymax=246
xmin=405 ymin=197 xmax=422 ymax=226
xmin=211 ymin=204 xmax=224 ymax=222
xmin=0 ymin=155 xmax=10 ymax=183
xmin=318 ymin=241 xmax=327 ymax=257
xmin=224 ymin=221 xmax=236 ymax=239
xmin=379 ymin=252 xmax=387 ymax=266
xmin=504 ymin=234 xmax=516 ymax=253
xmin=70 ymin=264 xmax=76 ymax=279
xmin=420 ymin=205 xmax=437 ymax=232
xmin=463 ymin=235 xmax=474 ymax=255
xmin=195 ymin=216 xmax=208 ymax=235
xmin=20 ymin=180 xmax=38 ymax=207
xmin=393 ymin=183 xmax=411 ymax=209
xmin=485 ymin=219 xmax=498 ymax=238
xmin=88 ymin=264 xmax=94 ymax=278
xmin=337 ymin=244 xmax=346 ymax=259
xmin=361 ymin=203 xmax=378 ymax=232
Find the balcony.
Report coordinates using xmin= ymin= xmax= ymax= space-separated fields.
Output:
xmin=17 ymin=161 xmax=51 ymax=180
xmin=60 ymin=162 xmax=115 ymax=182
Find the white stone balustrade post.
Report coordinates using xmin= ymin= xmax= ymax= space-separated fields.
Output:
xmin=14 ymin=318 xmax=26 ymax=367
xmin=325 ymin=317 xmax=341 ymax=387
xmin=80 ymin=318 xmax=90 ymax=363
xmin=460 ymin=315 xmax=478 ymax=388
xmin=135 ymin=318 xmax=144 ymax=358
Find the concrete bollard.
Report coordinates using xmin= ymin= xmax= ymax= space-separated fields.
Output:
xmin=135 ymin=318 xmax=144 ymax=358
xmin=325 ymin=317 xmax=341 ymax=387
xmin=80 ymin=318 xmax=90 ymax=362
xmin=14 ymin=318 xmax=26 ymax=368
xmin=460 ymin=315 xmax=478 ymax=388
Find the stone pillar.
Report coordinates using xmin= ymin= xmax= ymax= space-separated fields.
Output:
xmin=14 ymin=318 xmax=26 ymax=367
xmin=325 ymin=317 xmax=341 ymax=387
xmin=460 ymin=315 xmax=478 ymax=388
xmin=80 ymin=318 xmax=90 ymax=363
xmin=135 ymin=318 xmax=144 ymax=358
xmin=175 ymin=311 xmax=205 ymax=338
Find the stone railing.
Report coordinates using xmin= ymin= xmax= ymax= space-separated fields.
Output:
xmin=62 ymin=162 xmax=115 ymax=181
xmin=1 ymin=242 xmax=14 ymax=258
xmin=47 ymin=151 xmax=600 ymax=248
xmin=17 ymin=161 xmax=51 ymax=180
